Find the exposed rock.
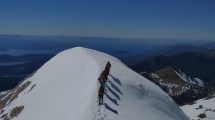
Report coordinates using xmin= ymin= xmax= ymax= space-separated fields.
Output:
xmin=196 ymin=105 xmax=203 ymax=110
xmin=1 ymin=113 xmax=8 ymax=120
xmin=9 ymin=81 xmax=31 ymax=103
xmin=0 ymin=106 xmax=24 ymax=120
xmin=0 ymin=94 xmax=13 ymax=110
xmin=0 ymin=91 xmax=10 ymax=99
xmin=0 ymin=109 xmax=4 ymax=114
xmin=0 ymin=81 xmax=31 ymax=110
xmin=10 ymin=106 xmax=24 ymax=119
xmin=197 ymin=113 xmax=207 ymax=119
xmin=28 ymin=84 xmax=36 ymax=93
xmin=1 ymin=113 xmax=7 ymax=118
xmin=140 ymin=67 xmax=208 ymax=105
xmin=3 ymin=117 xmax=9 ymax=120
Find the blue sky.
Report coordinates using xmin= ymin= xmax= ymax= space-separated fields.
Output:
xmin=0 ymin=0 xmax=214 ymax=40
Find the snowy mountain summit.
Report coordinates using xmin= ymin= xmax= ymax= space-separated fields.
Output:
xmin=0 ymin=47 xmax=188 ymax=120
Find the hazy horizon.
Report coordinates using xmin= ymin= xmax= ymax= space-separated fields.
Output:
xmin=0 ymin=34 xmax=214 ymax=43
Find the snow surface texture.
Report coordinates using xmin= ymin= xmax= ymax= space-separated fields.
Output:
xmin=175 ymin=69 xmax=204 ymax=86
xmin=181 ymin=96 xmax=215 ymax=120
xmin=0 ymin=47 xmax=188 ymax=120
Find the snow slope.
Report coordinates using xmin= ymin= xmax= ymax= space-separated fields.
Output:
xmin=0 ymin=47 xmax=188 ymax=120
xmin=181 ymin=96 xmax=215 ymax=120
xmin=175 ymin=69 xmax=204 ymax=86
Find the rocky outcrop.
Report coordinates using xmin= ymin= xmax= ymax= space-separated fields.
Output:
xmin=0 ymin=81 xmax=31 ymax=119
xmin=10 ymin=106 xmax=24 ymax=118
xmin=0 ymin=81 xmax=31 ymax=110
xmin=28 ymin=84 xmax=36 ymax=93
xmin=1 ymin=106 xmax=24 ymax=120
xmin=140 ymin=67 xmax=208 ymax=105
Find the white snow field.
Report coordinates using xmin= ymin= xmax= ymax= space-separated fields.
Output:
xmin=0 ymin=47 xmax=188 ymax=120
xmin=181 ymin=96 xmax=215 ymax=120
xmin=175 ymin=69 xmax=204 ymax=86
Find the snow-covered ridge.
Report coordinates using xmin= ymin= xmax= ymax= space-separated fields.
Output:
xmin=0 ymin=47 xmax=188 ymax=120
xmin=175 ymin=69 xmax=204 ymax=86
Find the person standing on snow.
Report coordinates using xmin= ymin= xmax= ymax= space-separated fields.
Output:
xmin=97 ymin=61 xmax=111 ymax=104
xmin=98 ymin=74 xmax=106 ymax=86
xmin=102 ymin=61 xmax=111 ymax=81
xmin=98 ymin=85 xmax=107 ymax=104
xmin=105 ymin=61 xmax=111 ymax=75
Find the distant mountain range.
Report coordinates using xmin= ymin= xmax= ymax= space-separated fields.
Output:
xmin=144 ymin=45 xmax=208 ymax=56
xmin=1 ymin=34 xmax=215 ymax=58
xmin=122 ymin=45 xmax=209 ymax=65
xmin=130 ymin=49 xmax=215 ymax=105
xmin=0 ymin=49 xmax=7 ymax=51
xmin=0 ymin=54 xmax=53 ymax=91
xmin=203 ymin=42 xmax=215 ymax=49
xmin=0 ymin=34 xmax=165 ymax=58
xmin=140 ymin=67 xmax=208 ymax=105
xmin=0 ymin=54 xmax=53 ymax=63
xmin=131 ymin=50 xmax=215 ymax=86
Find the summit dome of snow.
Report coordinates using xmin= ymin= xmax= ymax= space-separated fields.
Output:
xmin=0 ymin=47 xmax=188 ymax=120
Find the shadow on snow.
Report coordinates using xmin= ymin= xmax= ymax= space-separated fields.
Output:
xmin=105 ymin=93 xmax=119 ymax=105
xmin=104 ymin=103 xmax=118 ymax=114
xmin=110 ymin=74 xmax=122 ymax=86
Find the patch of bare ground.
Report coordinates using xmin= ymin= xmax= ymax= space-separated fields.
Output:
xmin=1 ymin=106 xmax=24 ymax=120
xmin=10 ymin=106 xmax=24 ymax=118
xmin=1 ymin=113 xmax=8 ymax=120
xmin=0 ymin=81 xmax=31 ymax=110
xmin=0 ymin=69 xmax=37 ymax=119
